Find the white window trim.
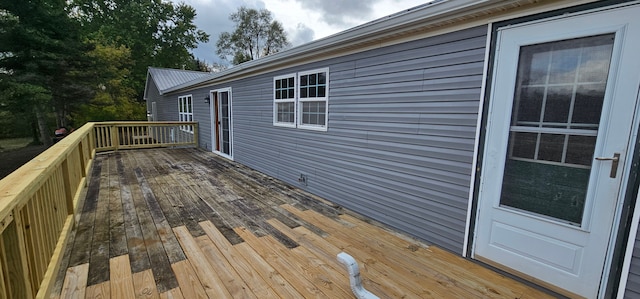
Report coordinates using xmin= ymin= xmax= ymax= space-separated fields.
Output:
xmin=273 ymin=73 xmax=297 ymax=128
xmin=272 ymin=68 xmax=330 ymax=131
xmin=297 ymin=68 xmax=329 ymax=131
xmin=178 ymin=94 xmax=194 ymax=133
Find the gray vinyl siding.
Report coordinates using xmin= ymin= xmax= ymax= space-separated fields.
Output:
xmin=190 ymin=90 xmax=212 ymax=150
xmin=625 ymin=223 xmax=640 ymax=298
xmin=145 ymin=78 xmax=161 ymax=118
xmin=156 ymin=93 xmax=178 ymax=122
xmin=201 ymin=25 xmax=487 ymax=254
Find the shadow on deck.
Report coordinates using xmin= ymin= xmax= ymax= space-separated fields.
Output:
xmin=51 ymin=148 xmax=554 ymax=298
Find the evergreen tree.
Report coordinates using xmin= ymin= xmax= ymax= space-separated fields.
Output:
xmin=0 ymin=0 xmax=94 ymax=145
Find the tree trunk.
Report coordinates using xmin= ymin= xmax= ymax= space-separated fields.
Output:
xmin=31 ymin=118 xmax=40 ymax=145
xmin=35 ymin=106 xmax=52 ymax=146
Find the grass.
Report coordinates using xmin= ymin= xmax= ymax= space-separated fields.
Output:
xmin=0 ymin=137 xmax=34 ymax=152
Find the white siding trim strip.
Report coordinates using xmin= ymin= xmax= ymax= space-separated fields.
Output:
xmin=463 ymin=23 xmax=492 ymax=257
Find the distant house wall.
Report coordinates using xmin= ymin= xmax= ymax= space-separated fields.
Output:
xmin=626 ymin=223 xmax=640 ymax=298
xmin=183 ymin=25 xmax=487 ymax=253
xmin=156 ymin=93 xmax=178 ymax=122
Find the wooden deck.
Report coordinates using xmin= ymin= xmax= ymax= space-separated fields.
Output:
xmin=50 ymin=148 xmax=555 ymax=298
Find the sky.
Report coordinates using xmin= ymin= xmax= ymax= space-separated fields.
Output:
xmin=180 ymin=0 xmax=429 ymax=66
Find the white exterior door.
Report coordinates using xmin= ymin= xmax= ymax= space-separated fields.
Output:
xmin=475 ymin=5 xmax=640 ymax=298
xmin=210 ymin=88 xmax=233 ymax=159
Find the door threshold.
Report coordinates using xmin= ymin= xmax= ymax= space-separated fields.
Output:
xmin=474 ymin=256 xmax=583 ymax=299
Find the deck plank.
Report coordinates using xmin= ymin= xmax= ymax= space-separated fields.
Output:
xmin=172 ymin=226 xmax=232 ymax=298
xmin=59 ymin=263 xmax=89 ymax=299
xmin=321 ymin=208 xmax=529 ymax=298
xmin=122 ymin=152 xmax=179 ymax=293
xmin=340 ymin=213 xmax=554 ymax=298
xmin=67 ymin=158 xmax=103 ymax=267
xmin=233 ymin=241 xmax=301 ymax=298
xmin=199 ymin=221 xmax=280 ymax=298
xmin=84 ymin=281 xmax=110 ymax=299
xmin=158 ymin=288 xmax=184 ymax=299
xmin=169 ymin=167 xmax=245 ymax=245
xmin=194 ymin=235 xmax=258 ymax=299
xmin=109 ymin=255 xmax=136 ymax=299
xmin=283 ymin=203 xmax=467 ymax=298
xmin=131 ymin=157 xmax=185 ymax=264
xmin=132 ymin=269 xmax=159 ymax=299
xmin=115 ymin=152 xmax=151 ymax=274
xmin=86 ymin=159 xmax=111 ymax=286
xmin=108 ymin=154 xmax=128 ymax=258
xmin=234 ymin=226 xmax=337 ymax=298
xmin=140 ymin=151 xmax=206 ymax=237
xmin=170 ymin=260 xmax=207 ymax=299
xmin=266 ymin=218 xmax=402 ymax=299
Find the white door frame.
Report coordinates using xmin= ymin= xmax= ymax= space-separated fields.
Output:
xmin=469 ymin=3 xmax=640 ymax=298
xmin=209 ymin=87 xmax=233 ymax=160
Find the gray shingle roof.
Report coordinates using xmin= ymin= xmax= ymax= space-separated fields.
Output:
xmin=147 ymin=67 xmax=211 ymax=95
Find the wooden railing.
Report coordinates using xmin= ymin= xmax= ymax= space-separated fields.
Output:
xmin=0 ymin=121 xmax=197 ymax=298
xmin=94 ymin=121 xmax=198 ymax=152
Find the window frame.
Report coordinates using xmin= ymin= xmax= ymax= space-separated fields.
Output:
xmin=272 ymin=68 xmax=330 ymax=131
xmin=273 ymin=73 xmax=297 ymax=128
xmin=297 ymin=68 xmax=329 ymax=131
xmin=178 ymin=94 xmax=194 ymax=133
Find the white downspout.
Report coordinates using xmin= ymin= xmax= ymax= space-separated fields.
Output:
xmin=337 ymin=252 xmax=380 ymax=299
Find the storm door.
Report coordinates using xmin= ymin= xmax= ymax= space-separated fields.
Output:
xmin=474 ymin=5 xmax=640 ymax=298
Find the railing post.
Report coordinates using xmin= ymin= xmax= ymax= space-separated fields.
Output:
xmin=88 ymin=125 xmax=95 ymax=154
xmin=193 ymin=123 xmax=199 ymax=147
xmin=1 ymin=212 xmax=34 ymax=299
xmin=110 ymin=125 xmax=119 ymax=151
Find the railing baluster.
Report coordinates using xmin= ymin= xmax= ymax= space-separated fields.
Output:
xmin=1 ymin=217 xmax=33 ymax=299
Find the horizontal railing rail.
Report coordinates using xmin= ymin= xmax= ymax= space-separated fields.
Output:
xmin=93 ymin=121 xmax=198 ymax=152
xmin=0 ymin=121 xmax=198 ymax=298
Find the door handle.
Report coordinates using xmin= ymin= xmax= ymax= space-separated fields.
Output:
xmin=595 ymin=153 xmax=620 ymax=178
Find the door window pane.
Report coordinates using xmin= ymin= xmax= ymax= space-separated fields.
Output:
xmin=500 ymin=34 xmax=614 ymax=225
xmin=565 ymin=135 xmax=597 ymax=166
xmin=572 ymin=84 xmax=605 ymax=126
xmin=515 ymin=87 xmax=544 ymax=123
xmin=510 ymin=132 xmax=537 ymax=159
xmin=543 ymin=86 xmax=572 ymax=124
xmin=537 ymin=134 xmax=565 ymax=162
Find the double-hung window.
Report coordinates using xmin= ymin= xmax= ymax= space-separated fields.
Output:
xmin=298 ymin=69 xmax=328 ymax=130
xmin=273 ymin=74 xmax=297 ymax=127
xmin=273 ymin=68 xmax=329 ymax=131
xmin=178 ymin=95 xmax=193 ymax=133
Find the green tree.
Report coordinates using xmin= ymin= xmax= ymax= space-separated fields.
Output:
xmin=72 ymin=42 xmax=146 ymax=124
xmin=71 ymin=0 xmax=210 ymax=99
xmin=216 ymin=7 xmax=289 ymax=65
xmin=0 ymin=0 xmax=95 ymax=145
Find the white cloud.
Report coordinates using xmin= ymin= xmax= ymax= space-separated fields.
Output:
xmin=181 ymin=0 xmax=427 ymax=66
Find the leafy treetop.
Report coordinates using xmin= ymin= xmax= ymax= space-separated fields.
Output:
xmin=216 ymin=7 xmax=289 ymax=65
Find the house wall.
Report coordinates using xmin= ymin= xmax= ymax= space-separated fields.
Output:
xmin=189 ymin=25 xmax=487 ymax=253
xmin=147 ymin=80 xmax=212 ymax=150
xmin=145 ymin=78 xmax=161 ymax=120
xmin=625 ymin=223 xmax=640 ymax=298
